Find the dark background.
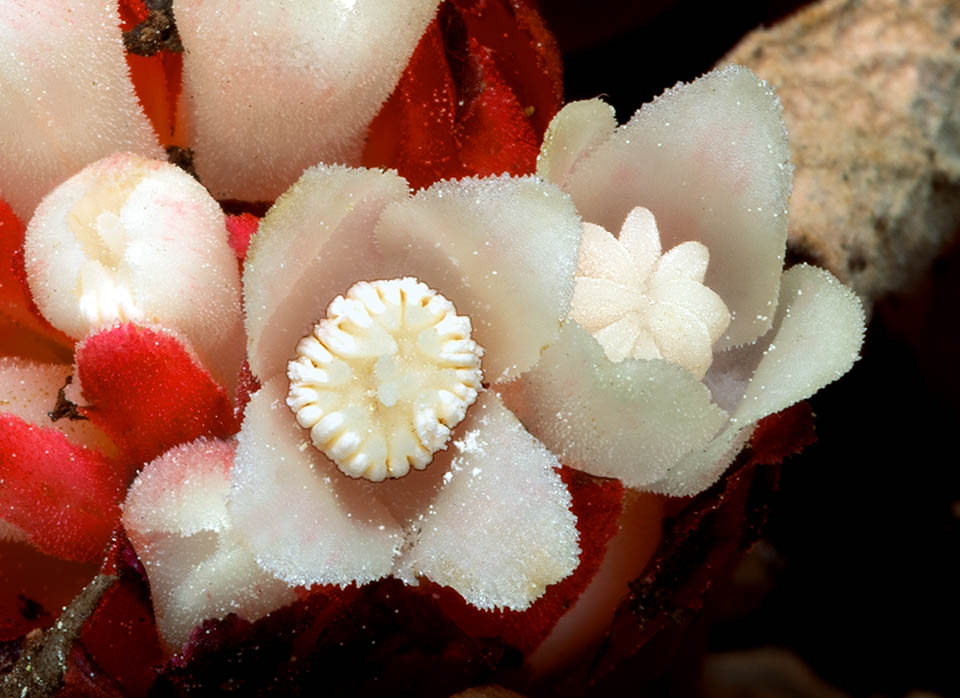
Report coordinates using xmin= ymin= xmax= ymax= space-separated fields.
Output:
xmin=538 ymin=2 xmax=960 ymax=696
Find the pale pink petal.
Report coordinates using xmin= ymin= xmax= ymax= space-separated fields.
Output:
xmin=395 ymin=392 xmax=579 ymax=611
xmin=175 ymin=0 xmax=440 ymax=201
xmin=25 ymin=154 xmax=243 ymax=391
xmin=562 ymin=66 xmax=792 ymax=349
xmin=123 ymin=439 xmax=295 ymax=649
xmin=537 ymin=98 xmax=618 ymax=186
xmin=0 ymin=1 xmax=163 ymax=220
xmin=0 ymin=356 xmax=114 ymax=454
xmin=732 ymin=264 xmax=865 ymax=427
xmin=243 ymin=165 xmax=409 ymax=382
xmin=228 ymin=377 xmax=403 ymax=587
xmin=375 ymin=175 xmax=582 ymax=382
xmin=500 ymin=321 xmax=728 ymax=489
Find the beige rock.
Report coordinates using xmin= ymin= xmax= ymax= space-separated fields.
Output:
xmin=722 ymin=0 xmax=960 ymax=312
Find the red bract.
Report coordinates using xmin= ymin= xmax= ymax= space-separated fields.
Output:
xmin=224 ymin=212 xmax=259 ymax=263
xmin=364 ymin=0 xmax=563 ymax=188
xmin=75 ymin=324 xmax=238 ymax=473
xmin=0 ymin=415 xmax=123 ymax=563
xmin=0 ymin=199 xmax=72 ymax=359
xmin=118 ymin=0 xmax=184 ymax=146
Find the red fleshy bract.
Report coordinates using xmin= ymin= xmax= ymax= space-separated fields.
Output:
xmin=425 ymin=466 xmax=624 ymax=654
xmin=0 ymin=198 xmax=73 ymax=359
xmin=225 ymin=213 xmax=260 ymax=263
xmin=118 ymin=0 xmax=184 ymax=146
xmin=75 ymin=324 xmax=238 ymax=475
xmin=0 ymin=414 xmax=123 ymax=563
xmin=363 ymin=0 xmax=563 ymax=189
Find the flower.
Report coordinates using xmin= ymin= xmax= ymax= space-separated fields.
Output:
xmin=0 ymin=0 xmax=866 ymax=691
xmin=0 ymin=0 xmax=562 ymax=644
xmin=504 ymin=66 xmax=866 ymax=497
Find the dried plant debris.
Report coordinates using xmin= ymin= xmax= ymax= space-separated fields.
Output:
xmin=123 ymin=0 xmax=182 ymax=56
xmin=47 ymin=374 xmax=87 ymax=423
xmin=0 ymin=574 xmax=116 ymax=697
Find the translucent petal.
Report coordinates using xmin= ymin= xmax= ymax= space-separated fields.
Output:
xmin=646 ymin=423 xmax=754 ymax=496
xmin=175 ymin=0 xmax=440 ymax=201
xmin=243 ymin=165 xmax=409 ymax=382
xmin=537 ymin=98 xmax=618 ymax=186
xmin=25 ymin=154 xmax=243 ymax=391
xmin=0 ymin=356 xmax=114 ymax=454
xmin=229 ymin=377 xmax=403 ymax=587
xmin=732 ymin=264 xmax=865 ymax=427
xmin=124 ymin=439 xmax=295 ymax=649
xmin=562 ymin=66 xmax=793 ymax=349
xmin=500 ymin=321 xmax=728 ymax=489
xmin=375 ymin=175 xmax=582 ymax=382
xmin=0 ymin=1 xmax=163 ymax=220
xmin=395 ymin=392 xmax=579 ymax=611
xmin=577 ymin=222 xmax=642 ymax=287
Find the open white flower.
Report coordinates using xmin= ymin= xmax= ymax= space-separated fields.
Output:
xmin=510 ymin=65 xmax=866 ymax=496
xmin=119 ymin=67 xmax=866 ymax=649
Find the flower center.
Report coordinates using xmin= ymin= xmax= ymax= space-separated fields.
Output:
xmin=570 ymin=207 xmax=731 ymax=379
xmin=286 ymin=277 xmax=484 ymax=482
xmin=68 ymin=167 xmax=147 ymax=325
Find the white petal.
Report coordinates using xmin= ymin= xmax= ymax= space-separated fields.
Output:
xmin=652 ymin=241 xmax=710 ymax=285
xmin=648 ymin=303 xmax=714 ymax=380
xmin=646 ymin=423 xmax=754 ymax=496
xmin=651 ymin=279 xmax=731 ymax=343
xmin=243 ymin=165 xmax=409 ymax=382
xmin=562 ymin=66 xmax=792 ymax=348
xmin=395 ymin=392 xmax=579 ymax=611
xmin=0 ymin=1 xmax=163 ymax=221
xmin=123 ymin=438 xmax=295 ymax=649
xmin=537 ymin=98 xmax=618 ymax=186
xmin=122 ymin=439 xmax=235 ymax=537
xmin=732 ymin=264 xmax=865 ymax=426
xmin=228 ymin=377 xmax=403 ymax=587
xmin=570 ymin=277 xmax=646 ymax=333
xmin=175 ymin=0 xmax=439 ymax=201
xmin=593 ymin=315 xmax=644 ymax=364
xmin=577 ymin=222 xmax=642 ymax=287
xmin=25 ymin=154 xmax=244 ymax=392
xmin=143 ymin=528 xmax=297 ymax=649
xmin=500 ymin=321 xmax=728 ymax=489
xmin=618 ymin=207 xmax=662 ymax=282
xmin=0 ymin=357 xmax=114 ymax=454
xmin=375 ymin=175 xmax=582 ymax=382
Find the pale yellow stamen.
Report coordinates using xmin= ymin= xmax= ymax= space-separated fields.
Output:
xmin=287 ymin=277 xmax=484 ymax=482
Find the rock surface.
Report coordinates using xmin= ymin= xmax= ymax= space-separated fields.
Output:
xmin=722 ymin=0 xmax=960 ymax=312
